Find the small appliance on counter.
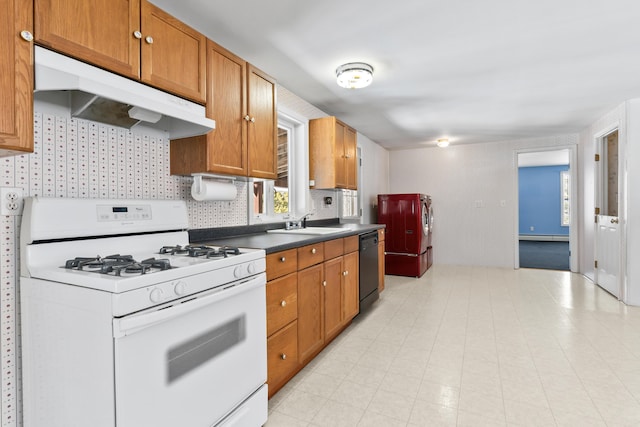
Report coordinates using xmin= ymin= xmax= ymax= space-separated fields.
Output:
xmin=377 ymin=193 xmax=433 ymax=277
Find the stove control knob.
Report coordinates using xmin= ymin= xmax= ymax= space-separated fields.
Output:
xmin=247 ymin=262 xmax=256 ymax=275
xmin=149 ymin=288 xmax=164 ymax=303
xmin=234 ymin=265 xmax=244 ymax=278
xmin=174 ymin=281 xmax=187 ymax=296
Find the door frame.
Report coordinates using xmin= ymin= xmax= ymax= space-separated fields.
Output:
xmin=513 ymin=145 xmax=578 ymax=272
xmin=593 ymin=122 xmax=625 ymax=300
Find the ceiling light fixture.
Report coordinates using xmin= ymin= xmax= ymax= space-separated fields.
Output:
xmin=336 ymin=62 xmax=374 ymax=89
xmin=437 ymin=138 xmax=450 ymax=148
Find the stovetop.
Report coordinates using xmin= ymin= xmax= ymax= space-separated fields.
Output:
xmin=20 ymin=198 xmax=266 ymax=315
xmin=23 ymin=231 xmax=266 ymax=294
xmin=63 ymin=245 xmax=245 ymax=277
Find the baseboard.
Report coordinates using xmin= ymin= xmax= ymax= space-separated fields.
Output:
xmin=519 ymin=235 xmax=569 ymax=242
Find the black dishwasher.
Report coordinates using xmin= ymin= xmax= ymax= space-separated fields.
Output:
xmin=359 ymin=231 xmax=379 ymax=313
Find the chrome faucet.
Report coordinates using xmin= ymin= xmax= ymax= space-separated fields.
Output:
xmin=285 ymin=212 xmax=313 ymax=230
xmin=299 ymin=213 xmax=313 ymax=228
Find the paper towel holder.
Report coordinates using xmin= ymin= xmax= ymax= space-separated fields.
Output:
xmin=191 ymin=173 xmax=237 ymax=201
xmin=191 ymin=173 xmax=236 ymax=184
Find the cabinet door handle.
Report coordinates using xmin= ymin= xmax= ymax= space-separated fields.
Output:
xmin=145 ymin=36 xmax=154 ymax=44
xmin=250 ymin=117 xmax=256 ymax=123
xmin=133 ymin=30 xmax=142 ymax=39
xmin=20 ymin=30 xmax=34 ymax=42
xmin=280 ymin=256 xmax=286 ymax=262
xmin=244 ymin=115 xmax=251 ymax=121
xmin=280 ymin=353 xmax=287 ymax=360
xmin=311 ymin=248 xmax=317 ymax=254
xmin=322 ymin=280 xmax=327 ymax=287
xmin=280 ymin=300 xmax=286 ymax=307
xmin=343 ymin=271 xmax=348 ymax=276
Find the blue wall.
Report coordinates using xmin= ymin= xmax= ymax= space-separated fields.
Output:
xmin=519 ymin=165 xmax=569 ymax=236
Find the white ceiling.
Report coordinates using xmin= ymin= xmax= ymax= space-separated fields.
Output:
xmin=151 ymin=0 xmax=640 ymax=150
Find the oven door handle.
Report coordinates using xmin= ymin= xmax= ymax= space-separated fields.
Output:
xmin=113 ymin=273 xmax=266 ymax=338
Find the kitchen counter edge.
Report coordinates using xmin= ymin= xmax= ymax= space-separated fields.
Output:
xmin=190 ymin=222 xmax=384 ymax=254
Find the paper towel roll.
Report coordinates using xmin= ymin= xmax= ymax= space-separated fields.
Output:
xmin=191 ymin=177 xmax=237 ymax=201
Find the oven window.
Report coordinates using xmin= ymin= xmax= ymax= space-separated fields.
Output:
xmin=167 ymin=316 xmax=246 ymax=383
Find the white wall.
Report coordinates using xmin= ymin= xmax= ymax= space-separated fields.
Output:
xmin=358 ymin=132 xmax=389 ymax=223
xmin=389 ymin=135 xmax=578 ymax=267
xmin=624 ymin=100 xmax=640 ymax=305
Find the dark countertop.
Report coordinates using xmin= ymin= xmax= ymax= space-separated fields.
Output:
xmin=189 ymin=219 xmax=384 ymax=254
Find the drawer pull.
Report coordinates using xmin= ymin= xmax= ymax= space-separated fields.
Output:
xmin=280 ymin=256 xmax=286 ymax=262
xmin=280 ymin=300 xmax=286 ymax=307
xmin=311 ymin=248 xmax=317 ymax=254
xmin=280 ymin=353 xmax=287 ymax=360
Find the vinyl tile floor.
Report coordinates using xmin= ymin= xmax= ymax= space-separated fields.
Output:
xmin=265 ymin=265 xmax=640 ymax=427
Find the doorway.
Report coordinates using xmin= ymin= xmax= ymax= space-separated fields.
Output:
xmin=515 ymin=147 xmax=577 ymax=271
xmin=594 ymin=128 xmax=621 ymax=297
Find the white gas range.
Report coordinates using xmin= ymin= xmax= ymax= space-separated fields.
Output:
xmin=20 ymin=197 xmax=268 ymax=427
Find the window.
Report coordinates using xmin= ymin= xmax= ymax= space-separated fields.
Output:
xmin=561 ymin=170 xmax=570 ymax=226
xmin=341 ymin=189 xmax=359 ymax=218
xmin=250 ymin=109 xmax=306 ymax=223
xmin=252 ymin=125 xmax=290 ymax=219
xmin=339 ymin=146 xmax=362 ymax=221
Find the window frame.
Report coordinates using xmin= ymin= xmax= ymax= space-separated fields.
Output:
xmin=248 ymin=107 xmax=308 ymax=224
xmin=561 ymin=170 xmax=570 ymax=226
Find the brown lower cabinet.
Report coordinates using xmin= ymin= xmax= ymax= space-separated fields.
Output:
xmin=265 ymin=235 xmax=359 ymax=397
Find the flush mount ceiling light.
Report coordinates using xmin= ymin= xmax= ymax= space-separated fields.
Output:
xmin=437 ymin=138 xmax=450 ymax=148
xmin=336 ymin=62 xmax=374 ymax=89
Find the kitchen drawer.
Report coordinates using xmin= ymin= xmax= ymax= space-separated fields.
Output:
xmin=267 ymin=320 xmax=298 ymax=391
xmin=344 ymin=235 xmax=359 ymax=253
xmin=297 ymin=243 xmax=324 ymax=270
xmin=266 ymin=273 xmax=298 ymax=336
xmin=324 ymin=238 xmax=344 ymax=260
xmin=267 ymin=249 xmax=297 ymax=280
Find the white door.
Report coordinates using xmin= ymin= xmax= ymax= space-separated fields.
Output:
xmin=595 ymin=129 xmax=621 ymax=297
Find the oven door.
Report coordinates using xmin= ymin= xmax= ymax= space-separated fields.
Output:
xmin=112 ymin=273 xmax=267 ymax=427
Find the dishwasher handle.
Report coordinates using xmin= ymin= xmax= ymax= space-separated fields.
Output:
xmin=113 ymin=273 xmax=266 ymax=338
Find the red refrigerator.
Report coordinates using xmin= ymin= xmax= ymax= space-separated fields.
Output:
xmin=377 ymin=194 xmax=433 ymax=277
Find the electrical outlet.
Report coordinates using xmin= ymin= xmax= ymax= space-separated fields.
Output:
xmin=1 ymin=187 xmax=24 ymax=216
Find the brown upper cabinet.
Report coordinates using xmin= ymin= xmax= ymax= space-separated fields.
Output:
xmin=0 ymin=0 xmax=34 ymax=156
xmin=34 ymin=0 xmax=206 ymax=103
xmin=309 ymin=116 xmax=357 ymax=190
xmin=170 ymin=40 xmax=277 ymax=179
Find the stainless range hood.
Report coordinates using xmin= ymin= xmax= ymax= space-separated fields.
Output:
xmin=34 ymin=46 xmax=215 ymax=138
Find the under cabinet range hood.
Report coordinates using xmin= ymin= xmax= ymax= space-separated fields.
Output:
xmin=34 ymin=46 xmax=215 ymax=138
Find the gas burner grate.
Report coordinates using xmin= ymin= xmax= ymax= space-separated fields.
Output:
xmin=185 ymin=245 xmax=241 ymax=258
xmin=158 ymin=245 xmax=242 ymax=259
xmin=140 ymin=258 xmax=172 ymax=271
xmin=159 ymin=245 xmax=189 ymax=255
xmin=63 ymin=254 xmax=173 ymax=276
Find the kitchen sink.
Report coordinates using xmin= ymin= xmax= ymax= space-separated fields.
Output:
xmin=267 ymin=227 xmax=350 ymax=235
